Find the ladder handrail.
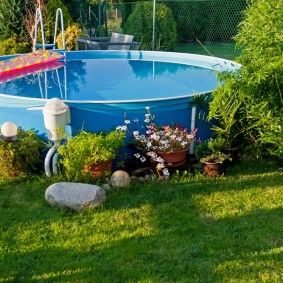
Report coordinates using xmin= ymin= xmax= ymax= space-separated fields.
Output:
xmin=34 ymin=8 xmax=66 ymax=52
xmin=54 ymin=8 xmax=65 ymax=50
xmin=34 ymin=8 xmax=46 ymax=52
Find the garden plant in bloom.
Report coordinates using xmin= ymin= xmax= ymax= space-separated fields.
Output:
xmin=117 ymin=107 xmax=197 ymax=178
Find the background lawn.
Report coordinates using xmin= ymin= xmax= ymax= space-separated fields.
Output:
xmin=174 ymin=43 xmax=242 ymax=61
xmin=0 ymin=161 xmax=282 ymax=282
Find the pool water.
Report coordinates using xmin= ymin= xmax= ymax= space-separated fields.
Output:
xmin=0 ymin=59 xmax=218 ymax=102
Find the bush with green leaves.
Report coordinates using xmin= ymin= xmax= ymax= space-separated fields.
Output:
xmin=208 ymin=0 xmax=283 ymax=159
xmin=56 ymin=23 xmax=85 ymax=51
xmin=58 ymin=130 xmax=125 ymax=181
xmin=124 ymin=2 xmax=177 ymax=51
xmin=0 ymin=128 xmax=46 ymax=179
xmin=0 ymin=35 xmax=31 ymax=55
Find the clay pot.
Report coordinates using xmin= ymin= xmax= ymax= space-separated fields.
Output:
xmin=157 ymin=148 xmax=188 ymax=168
xmin=84 ymin=160 xmax=112 ymax=178
xmin=202 ymin=162 xmax=225 ymax=177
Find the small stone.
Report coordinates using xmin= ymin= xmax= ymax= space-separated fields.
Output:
xmin=110 ymin=170 xmax=131 ymax=187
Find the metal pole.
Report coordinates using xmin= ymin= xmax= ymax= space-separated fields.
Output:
xmin=152 ymin=0 xmax=156 ymax=51
xmin=98 ymin=1 xmax=101 ymax=36
xmin=190 ymin=106 xmax=196 ymax=154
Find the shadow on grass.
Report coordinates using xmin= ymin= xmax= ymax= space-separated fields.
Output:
xmin=1 ymin=206 xmax=282 ymax=282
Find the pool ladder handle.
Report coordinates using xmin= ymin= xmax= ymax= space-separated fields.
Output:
xmin=34 ymin=7 xmax=66 ymax=52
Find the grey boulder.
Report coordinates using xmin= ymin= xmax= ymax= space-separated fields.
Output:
xmin=45 ymin=182 xmax=106 ymax=211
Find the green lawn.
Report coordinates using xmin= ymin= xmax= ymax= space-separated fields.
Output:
xmin=0 ymin=161 xmax=283 ymax=282
xmin=174 ymin=43 xmax=242 ymax=61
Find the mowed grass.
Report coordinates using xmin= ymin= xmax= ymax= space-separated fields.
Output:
xmin=174 ymin=43 xmax=242 ymax=60
xmin=0 ymin=161 xmax=282 ymax=282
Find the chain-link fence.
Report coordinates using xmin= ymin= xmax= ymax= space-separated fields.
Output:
xmin=81 ymin=0 xmax=248 ymax=60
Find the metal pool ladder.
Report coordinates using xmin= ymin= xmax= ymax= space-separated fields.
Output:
xmin=33 ymin=7 xmax=66 ymax=52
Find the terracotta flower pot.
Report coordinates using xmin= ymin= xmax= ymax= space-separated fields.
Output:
xmin=157 ymin=148 xmax=188 ymax=167
xmin=84 ymin=160 xmax=112 ymax=178
xmin=202 ymin=162 xmax=225 ymax=177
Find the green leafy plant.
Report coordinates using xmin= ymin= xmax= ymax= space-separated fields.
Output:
xmin=0 ymin=35 xmax=30 ymax=55
xmin=58 ymin=130 xmax=125 ymax=181
xmin=200 ymin=151 xmax=231 ymax=164
xmin=56 ymin=23 xmax=85 ymax=51
xmin=208 ymin=0 xmax=283 ymax=159
xmin=124 ymin=2 xmax=177 ymax=51
xmin=0 ymin=128 xmax=46 ymax=179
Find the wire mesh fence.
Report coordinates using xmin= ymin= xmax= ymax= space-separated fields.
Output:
xmin=81 ymin=0 xmax=248 ymax=60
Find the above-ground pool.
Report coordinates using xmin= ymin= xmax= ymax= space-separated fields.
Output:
xmin=0 ymin=50 xmax=239 ymax=139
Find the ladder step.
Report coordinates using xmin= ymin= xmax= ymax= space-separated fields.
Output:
xmin=35 ymin=43 xmax=56 ymax=49
xmin=53 ymin=49 xmax=66 ymax=53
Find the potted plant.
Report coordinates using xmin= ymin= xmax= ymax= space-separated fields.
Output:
xmin=58 ymin=129 xmax=125 ymax=181
xmin=117 ymin=106 xmax=196 ymax=178
xmin=207 ymin=136 xmax=239 ymax=163
xmin=200 ymin=151 xmax=232 ymax=177
xmin=0 ymin=127 xmax=46 ymax=178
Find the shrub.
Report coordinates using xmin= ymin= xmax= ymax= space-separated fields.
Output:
xmin=56 ymin=23 xmax=85 ymax=51
xmin=58 ymin=130 xmax=125 ymax=181
xmin=0 ymin=35 xmax=31 ymax=55
xmin=124 ymin=2 xmax=177 ymax=51
xmin=0 ymin=128 xmax=46 ymax=179
xmin=208 ymin=0 xmax=283 ymax=159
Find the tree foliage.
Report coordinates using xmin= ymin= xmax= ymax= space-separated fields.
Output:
xmin=45 ymin=0 xmax=73 ymax=43
xmin=124 ymin=2 xmax=177 ymax=51
xmin=208 ymin=0 xmax=283 ymax=159
xmin=0 ymin=0 xmax=28 ymax=41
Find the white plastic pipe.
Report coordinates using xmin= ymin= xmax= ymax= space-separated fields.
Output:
xmin=44 ymin=145 xmax=57 ymax=177
xmin=52 ymin=152 xmax=59 ymax=175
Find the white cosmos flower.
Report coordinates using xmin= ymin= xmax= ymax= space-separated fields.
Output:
xmin=140 ymin=157 xmax=146 ymax=162
xmin=181 ymin=141 xmax=188 ymax=147
xmin=163 ymin=169 xmax=170 ymax=176
xmin=133 ymin=131 xmax=139 ymax=136
xmin=156 ymin=157 xmax=164 ymax=163
xmin=121 ymin=125 xmax=127 ymax=131
xmin=124 ymin=120 xmax=131 ymax=124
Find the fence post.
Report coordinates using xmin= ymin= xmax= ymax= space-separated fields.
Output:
xmin=152 ymin=0 xmax=156 ymax=50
